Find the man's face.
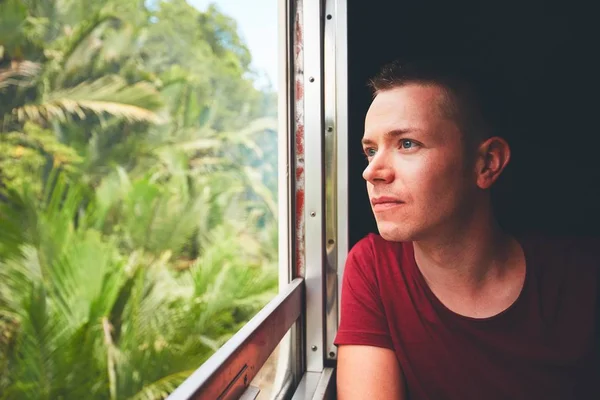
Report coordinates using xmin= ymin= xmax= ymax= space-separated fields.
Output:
xmin=362 ymin=83 xmax=478 ymax=242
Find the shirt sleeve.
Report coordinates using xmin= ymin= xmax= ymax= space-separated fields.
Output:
xmin=334 ymin=235 xmax=393 ymax=350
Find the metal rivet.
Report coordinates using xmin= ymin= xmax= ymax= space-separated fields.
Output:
xmin=326 ymin=14 xmax=332 ymax=20
xmin=311 ymin=345 xmax=318 ymax=351
xmin=329 ymin=351 xmax=336 ymax=357
xmin=310 ymin=211 xmax=316 ymax=217
xmin=309 ymin=77 xmax=315 ymax=83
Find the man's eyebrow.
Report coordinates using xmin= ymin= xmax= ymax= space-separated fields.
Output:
xmin=361 ymin=129 xmax=416 ymax=146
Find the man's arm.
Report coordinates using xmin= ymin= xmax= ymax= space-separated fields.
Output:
xmin=337 ymin=345 xmax=406 ymax=400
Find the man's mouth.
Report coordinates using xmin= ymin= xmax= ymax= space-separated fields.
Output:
xmin=371 ymin=196 xmax=405 ymax=211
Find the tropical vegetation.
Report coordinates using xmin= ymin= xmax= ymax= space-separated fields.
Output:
xmin=0 ymin=0 xmax=279 ymax=398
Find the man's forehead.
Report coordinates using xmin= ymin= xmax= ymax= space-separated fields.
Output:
xmin=368 ymin=84 xmax=448 ymax=117
xmin=364 ymin=84 xmax=451 ymax=135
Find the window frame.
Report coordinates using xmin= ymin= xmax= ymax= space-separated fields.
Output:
xmin=166 ymin=279 xmax=303 ymax=400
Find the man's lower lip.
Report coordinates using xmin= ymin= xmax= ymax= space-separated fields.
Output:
xmin=373 ymin=202 xmax=404 ymax=211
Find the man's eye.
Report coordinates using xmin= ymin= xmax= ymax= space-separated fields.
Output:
xmin=400 ymin=139 xmax=417 ymax=149
xmin=364 ymin=148 xmax=376 ymax=157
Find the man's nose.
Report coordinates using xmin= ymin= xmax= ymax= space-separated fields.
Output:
xmin=362 ymin=151 xmax=394 ymax=184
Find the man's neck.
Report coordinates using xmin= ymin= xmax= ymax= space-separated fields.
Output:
xmin=412 ymin=210 xmax=522 ymax=299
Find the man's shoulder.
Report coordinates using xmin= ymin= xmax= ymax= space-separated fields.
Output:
xmin=344 ymin=234 xmax=412 ymax=298
xmin=347 ymin=233 xmax=410 ymax=277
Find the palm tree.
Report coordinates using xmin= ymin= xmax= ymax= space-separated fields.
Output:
xmin=0 ymin=0 xmax=165 ymax=126
xmin=0 ymin=174 xmax=277 ymax=400
xmin=0 ymin=0 xmax=165 ymax=192
xmin=0 ymin=1 xmax=280 ymax=398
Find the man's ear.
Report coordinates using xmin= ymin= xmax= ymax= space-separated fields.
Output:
xmin=475 ymin=137 xmax=511 ymax=189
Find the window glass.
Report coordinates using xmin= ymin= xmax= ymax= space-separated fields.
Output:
xmin=0 ymin=0 xmax=279 ymax=398
xmin=251 ymin=329 xmax=295 ymax=400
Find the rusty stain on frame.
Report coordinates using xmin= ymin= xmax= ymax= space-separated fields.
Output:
xmin=294 ymin=0 xmax=306 ymax=279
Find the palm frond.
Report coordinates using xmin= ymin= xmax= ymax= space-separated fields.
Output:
xmin=96 ymin=171 xmax=210 ymax=257
xmin=8 ymin=282 xmax=62 ymax=400
xmin=0 ymin=61 xmax=40 ymax=90
xmin=102 ymin=317 xmax=118 ymax=400
xmin=218 ymin=117 xmax=278 ymax=157
xmin=51 ymin=8 xmax=120 ymax=66
xmin=128 ymin=370 xmax=195 ymax=400
xmin=0 ymin=245 xmax=42 ymax=321
xmin=15 ymin=75 xmax=165 ymax=124
xmin=189 ymin=226 xmax=277 ymax=336
xmin=242 ymin=166 xmax=277 ymax=218
xmin=0 ymin=189 xmax=32 ymax=261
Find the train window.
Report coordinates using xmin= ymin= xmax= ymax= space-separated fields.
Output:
xmin=167 ymin=0 xmax=346 ymax=397
xmin=0 ymin=0 xmax=286 ymax=399
xmin=167 ymin=0 xmax=343 ymax=395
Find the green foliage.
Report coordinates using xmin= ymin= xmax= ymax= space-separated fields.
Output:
xmin=0 ymin=0 xmax=29 ymax=59
xmin=0 ymin=122 xmax=83 ymax=195
xmin=0 ymin=0 xmax=279 ymax=399
xmin=15 ymin=75 xmax=165 ymax=124
xmin=0 ymin=182 xmax=276 ymax=400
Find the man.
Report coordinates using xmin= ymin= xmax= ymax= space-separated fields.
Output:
xmin=334 ymin=60 xmax=599 ymax=399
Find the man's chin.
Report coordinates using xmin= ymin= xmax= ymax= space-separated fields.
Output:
xmin=376 ymin=222 xmax=415 ymax=242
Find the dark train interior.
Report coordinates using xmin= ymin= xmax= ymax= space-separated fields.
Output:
xmin=346 ymin=0 xmax=600 ymax=247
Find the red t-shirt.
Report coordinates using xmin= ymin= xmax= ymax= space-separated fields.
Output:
xmin=334 ymin=234 xmax=600 ymax=400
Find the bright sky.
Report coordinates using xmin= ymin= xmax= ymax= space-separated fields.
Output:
xmin=188 ymin=0 xmax=279 ymax=90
